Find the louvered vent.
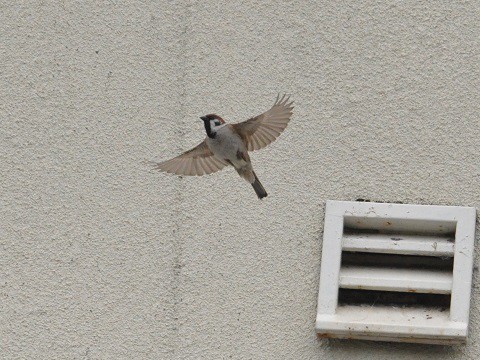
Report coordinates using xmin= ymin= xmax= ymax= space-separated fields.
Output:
xmin=316 ymin=201 xmax=476 ymax=345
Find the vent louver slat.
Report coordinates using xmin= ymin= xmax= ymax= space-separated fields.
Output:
xmin=339 ymin=266 xmax=453 ymax=294
xmin=342 ymin=233 xmax=454 ymax=256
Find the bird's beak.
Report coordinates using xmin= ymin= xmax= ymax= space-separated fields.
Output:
xmin=200 ymin=116 xmax=207 ymax=121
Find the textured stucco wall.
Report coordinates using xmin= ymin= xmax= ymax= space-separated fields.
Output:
xmin=1 ymin=1 xmax=479 ymax=359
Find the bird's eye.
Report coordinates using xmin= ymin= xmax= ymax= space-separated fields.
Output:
xmin=214 ymin=121 xmax=221 ymax=126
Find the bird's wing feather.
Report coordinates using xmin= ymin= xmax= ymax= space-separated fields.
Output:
xmin=232 ymin=94 xmax=293 ymax=151
xmin=151 ymin=140 xmax=229 ymax=176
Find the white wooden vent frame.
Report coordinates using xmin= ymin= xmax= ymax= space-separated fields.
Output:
xmin=316 ymin=200 xmax=476 ymax=345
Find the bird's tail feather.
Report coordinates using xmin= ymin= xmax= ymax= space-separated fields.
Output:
xmin=251 ymin=171 xmax=267 ymax=199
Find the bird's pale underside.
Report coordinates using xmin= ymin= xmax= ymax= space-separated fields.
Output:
xmin=151 ymin=94 xmax=293 ymax=198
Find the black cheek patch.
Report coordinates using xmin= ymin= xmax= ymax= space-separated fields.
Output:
xmin=204 ymin=120 xmax=216 ymax=139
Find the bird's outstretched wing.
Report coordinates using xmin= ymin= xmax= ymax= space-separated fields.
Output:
xmin=151 ymin=140 xmax=229 ymax=176
xmin=232 ymin=94 xmax=293 ymax=151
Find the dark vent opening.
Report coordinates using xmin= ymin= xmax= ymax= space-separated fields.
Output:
xmin=341 ymin=252 xmax=454 ymax=271
xmin=338 ymin=288 xmax=451 ymax=309
xmin=343 ymin=227 xmax=456 ymax=239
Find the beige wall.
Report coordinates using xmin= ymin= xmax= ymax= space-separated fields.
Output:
xmin=1 ymin=1 xmax=479 ymax=359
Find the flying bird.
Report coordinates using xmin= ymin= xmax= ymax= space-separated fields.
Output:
xmin=151 ymin=94 xmax=293 ymax=199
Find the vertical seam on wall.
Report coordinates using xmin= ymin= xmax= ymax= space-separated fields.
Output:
xmin=170 ymin=1 xmax=190 ymax=358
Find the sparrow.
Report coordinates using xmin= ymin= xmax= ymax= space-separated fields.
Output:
xmin=151 ymin=94 xmax=293 ymax=199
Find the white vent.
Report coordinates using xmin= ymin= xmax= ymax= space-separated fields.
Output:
xmin=316 ymin=201 xmax=476 ymax=345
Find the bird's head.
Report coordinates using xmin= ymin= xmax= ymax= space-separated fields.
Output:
xmin=200 ymin=114 xmax=225 ymax=138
